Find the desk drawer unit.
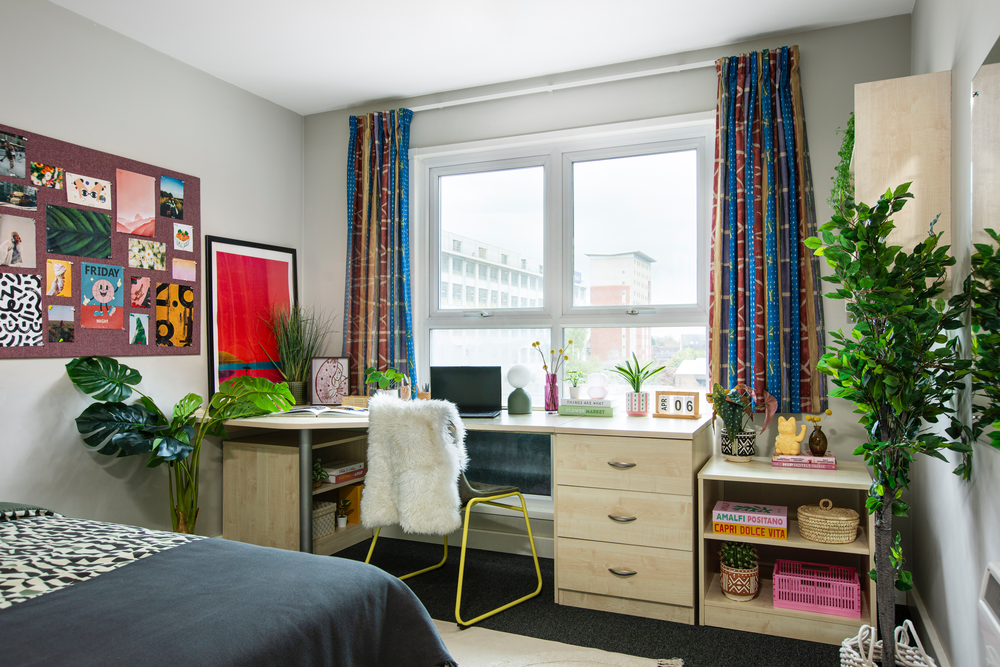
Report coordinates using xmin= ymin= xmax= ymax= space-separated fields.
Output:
xmin=554 ymin=429 xmax=710 ymax=624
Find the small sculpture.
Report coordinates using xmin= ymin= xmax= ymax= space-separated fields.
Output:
xmin=586 ymin=372 xmax=609 ymax=400
xmin=774 ymin=416 xmax=807 ymax=455
xmin=507 ymin=364 xmax=532 ymax=414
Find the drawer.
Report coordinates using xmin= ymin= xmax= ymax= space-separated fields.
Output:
xmin=554 ymin=434 xmax=692 ymax=495
xmin=556 ymin=485 xmax=692 ymax=550
xmin=556 ymin=538 xmax=693 ymax=607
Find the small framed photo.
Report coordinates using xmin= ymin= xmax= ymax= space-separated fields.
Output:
xmin=653 ymin=391 xmax=701 ymax=420
xmin=311 ymin=357 xmax=349 ymax=405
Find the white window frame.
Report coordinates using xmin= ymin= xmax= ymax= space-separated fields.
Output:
xmin=410 ymin=112 xmax=714 ymax=384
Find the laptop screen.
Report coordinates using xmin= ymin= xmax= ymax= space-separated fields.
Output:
xmin=430 ymin=366 xmax=502 ymax=416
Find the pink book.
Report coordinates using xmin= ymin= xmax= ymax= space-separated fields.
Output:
xmin=772 ymin=453 xmax=837 ymax=465
xmin=712 ymin=501 xmax=788 ymax=529
xmin=772 ymin=461 xmax=838 ymax=470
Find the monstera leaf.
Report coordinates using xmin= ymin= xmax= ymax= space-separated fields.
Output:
xmin=45 ymin=205 xmax=112 ymax=258
xmin=66 ymin=357 xmax=142 ymax=402
xmin=75 ymin=402 xmax=159 ymax=455
xmin=210 ymin=376 xmax=294 ymax=416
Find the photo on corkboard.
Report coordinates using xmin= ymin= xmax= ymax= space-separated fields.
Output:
xmin=0 ymin=180 xmax=37 ymax=211
xmin=0 ymin=132 xmax=26 ymax=179
xmin=156 ymin=282 xmax=194 ymax=347
xmin=160 ymin=175 xmax=184 ymax=220
xmin=47 ymin=305 xmax=75 ymax=343
xmin=0 ymin=214 xmax=36 ymax=268
xmin=130 ymin=276 xmax=151 ymax=308
xmin=128 ymin=238 xmax=166 ymax=271
xmin=205 ymin=236 xmax=296 ymax=396
xmin=66 ymin=173 xmax=112 ymax=210
xmin=46 ymin=259 xmax=72 ymax=297
xmin=0 ymin=273 xmax=42 ymax=347
xmin=172 ymin=258 xmax=196 ymax=282
xmin=80 ymin=262 xmax=124 ymax=330
xmin=46 ymin=205 xmax=112 ymax=259
xmin=129 ymin=313 xmax=149 ymax=346
xmin=173 ymin=223 xmax=192 ymax=252
xmin=31 ymin=162 xmax=63 ymax=189
xmin=115 ymin=169 xmax=155 ymax=237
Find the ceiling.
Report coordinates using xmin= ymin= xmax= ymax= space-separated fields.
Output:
xmin=49 ymin=0 xmax=914 ymax=116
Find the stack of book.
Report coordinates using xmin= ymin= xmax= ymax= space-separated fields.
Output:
xmin=712 ymin=501 xmax=788 ymax=540
xmin=323 ymin=460 xmax=366 ymax=485
xmin=557 ymin=398 xmax=613 ymax=417
xmin=771 ymin=452 xmax=837 ymax=470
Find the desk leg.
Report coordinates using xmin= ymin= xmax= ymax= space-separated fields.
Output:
xmin=300 ymin=430 xmax=313 ymax=553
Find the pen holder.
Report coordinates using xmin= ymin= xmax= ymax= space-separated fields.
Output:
xmin=417 ymin=391 xmax=431 ymax=400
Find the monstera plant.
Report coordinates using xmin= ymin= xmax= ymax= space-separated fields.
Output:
xmin=66 ymin=356 xmax=293 ymax=534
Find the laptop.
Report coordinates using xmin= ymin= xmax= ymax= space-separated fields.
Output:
xmin=430 ymin=366 xmax=502 ymax=418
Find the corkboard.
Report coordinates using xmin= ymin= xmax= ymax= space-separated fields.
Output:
xmin=0 ymin=122 xmax=200 ymax=358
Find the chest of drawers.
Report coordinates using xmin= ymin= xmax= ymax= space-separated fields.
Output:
xmin=553 ymin=428 xmax=711 ymax=624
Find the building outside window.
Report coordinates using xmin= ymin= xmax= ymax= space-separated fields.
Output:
xmin=453 ymin=239 xmax=462 ymax=252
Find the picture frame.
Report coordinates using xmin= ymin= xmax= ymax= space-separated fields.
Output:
xmin=311 ymin=356 xmax=350 ymax=405
xmin=653 ymin=390 xmax=701 ymax=420
xmin=205 ymin=236 xmax=297 ymax=397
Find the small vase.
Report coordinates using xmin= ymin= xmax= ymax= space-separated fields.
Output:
xmin=569 ymin=386 xmax=580 ymax=399
xmin=287 ymin=381 xmax=307 ymax=405
xmin=809 ymin=424 xmax=828 ymax=457
xmin=625 ymin=391 xmax=649 ymax=416
xmin=544 ymin=373 xmax=559 ymax=412
xmin=336 ymin=515 xmax=348 ymax=529
xmin=721 ymin=429 xmax=756 ymax=462
xmin=720 ymin=563 xmax=760 ymax=601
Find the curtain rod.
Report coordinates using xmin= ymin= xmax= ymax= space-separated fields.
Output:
xmin=409 ymin=59 xmax=717 ymax=113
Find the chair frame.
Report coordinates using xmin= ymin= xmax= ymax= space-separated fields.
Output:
xmin=365 ymin=490 xmax=543 ymax=627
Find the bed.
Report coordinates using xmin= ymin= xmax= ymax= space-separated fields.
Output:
xmin=0 ymin=503 xmax=455 ymax=667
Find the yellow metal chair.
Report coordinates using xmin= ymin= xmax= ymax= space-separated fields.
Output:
xmin=365 ymin=469 xmax=543 ymax=627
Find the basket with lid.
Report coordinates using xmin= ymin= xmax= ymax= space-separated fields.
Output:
xmin=796 ymin=498 xmax=859 ymax=544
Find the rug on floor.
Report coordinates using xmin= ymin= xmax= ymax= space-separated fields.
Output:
xmin=489 ymin=652 xmax=683 ymax=667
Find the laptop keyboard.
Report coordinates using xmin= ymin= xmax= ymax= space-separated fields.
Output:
xmin=460 ymin=411 xmax=501 ymax=418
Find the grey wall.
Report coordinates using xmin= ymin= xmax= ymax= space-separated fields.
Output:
xmin=0 ymin=1 xmax=305 ymax=535
xmin=910 ymin=1 xmax=1000 ymax=666
xmin=303 ymin=16 xmax=911 ymax=460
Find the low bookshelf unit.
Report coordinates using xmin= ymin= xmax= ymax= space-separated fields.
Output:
xmin=697 ymin=456 xmax=875 ymax=645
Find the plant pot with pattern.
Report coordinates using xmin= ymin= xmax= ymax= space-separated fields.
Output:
xmin=262 ymin=305 xmax=337 ymax=405
xmin=610 ymin=353 xmax=665 ymax=417
xmin=708 ymin=383 xmax=777 ymax=462
xmin=719 ymin=542 xmax=760 ymax=601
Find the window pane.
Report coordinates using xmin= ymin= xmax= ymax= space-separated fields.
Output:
xmin=563 ymin=326 xmax=707 ymax=399
xmin=439 ymin=167 xmax=544 ymax=310
xmin=429 ymin=329 xmax=552 ymax=405
xmin=572 ymin=151 xmax=698 ymax=307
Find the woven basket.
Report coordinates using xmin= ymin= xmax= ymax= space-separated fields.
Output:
xmin=798 ymin=499 xmax=860 ymax=544
xmin=839 ymin=620 xmax=936 ymax=667
xmin=313 ymin=500 xmax=338 ymax=539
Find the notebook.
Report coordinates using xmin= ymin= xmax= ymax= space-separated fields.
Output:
xmin=430 ymin=366 xmax=502 ymax=418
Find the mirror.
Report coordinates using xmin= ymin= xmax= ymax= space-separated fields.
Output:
xmin=973 ymin=36 xmax=1000 ymax=247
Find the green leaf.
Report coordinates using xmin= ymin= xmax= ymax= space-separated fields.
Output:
xmin=66 ymin=357 xmax=142 ymax=402
xmin=172 ymin=393 xmax=203 ymax=422
xmin=45 ymin=205 xmax=112 ymax=258
xmin=74 ymin=402 xmax=159 ymax=454
xmin=803 ymin=236 xmax=823 ymax=250
xmin=152 ymin=435 xmax=194 ymax=462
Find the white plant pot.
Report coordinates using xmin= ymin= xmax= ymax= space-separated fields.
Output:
xmin=336 ymin=516 xmax=348 ymax=529
xmin=376 ymin=388 xmax=399 ymax=398
xmin=569 ymin=386 xmax=580 ymax=399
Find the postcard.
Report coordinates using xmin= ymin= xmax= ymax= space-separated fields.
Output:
xmin=0 ymin=132 xmax=26 ymax=179
xmin=173 ymin=223 xmax=192 ymax=252
xmin=80 ymin=262 xmax=124 ymax=330
xmin=0 ymin=213 xmax=37 ymax=268
xmin=66 ymin=173 xmax=112 ymax=210
xmin=0 ymin=180 xmax=37 ymax=211
xmin=130 ymin=275 xmax=151 ymax=308
xmin=172 ymin=258 xmax=196 ymax=282
xmin=116 ymin=169 xmax=155 ymax=236
xmin=128 ymin=238 xmax=166 ymax=271
xmin=160 ymin=175 xmax=184 ymax=220
xmin=46 ymin=259 xmax=72 ymax=297
xmin=48 ymin=305 xmax=75 ymax=343
xmin=129 ymin=313 xmax=149 ymax=345
xmin=31 ymin=162 xmax=63 ymax=189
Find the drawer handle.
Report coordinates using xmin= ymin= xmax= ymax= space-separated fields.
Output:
xmin=608 ymin=568 xmax=638 ymax=577
xmin=607 ymin=461 xmax=636 ymax=469
xmin=608 ymin=514 xmax=637 ymax=523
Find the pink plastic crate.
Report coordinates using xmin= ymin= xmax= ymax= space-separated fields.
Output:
xmin=772 ymin=559 xmax=861 ymax=618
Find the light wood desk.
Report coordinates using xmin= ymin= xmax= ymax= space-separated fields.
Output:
xmin=223 ymin=409 xmax=713 ymax=623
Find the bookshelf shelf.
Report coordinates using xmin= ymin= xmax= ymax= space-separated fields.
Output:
xmin=703 ymin=517 xmax=869 ymax=555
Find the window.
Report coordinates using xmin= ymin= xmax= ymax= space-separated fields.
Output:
xmin=453 ymin=239 xmax=462 ymax=252
xmin=429 ymin=329 xmax=551 ymax=404
xmin=452 ymin=257 xmax=462 ymax=274
xmin=467 ymin=286 xmax=475 ymax=303
xmin=453 ymin=284 xmax=463 ymax=302
xmin=419 ymin=118 xmax=711 ymax=391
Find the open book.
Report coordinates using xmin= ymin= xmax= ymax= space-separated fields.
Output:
xmin=271 ymin=405 xmax=369 ymax=417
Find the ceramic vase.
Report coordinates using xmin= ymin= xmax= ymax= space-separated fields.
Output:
xmin=287 ymin=381 xmax=307 ymax=405
xmin=721 ymin=428 xmax=756 ymax=462
xmin=809 ymin=424 xmax=828 ymax=457
xmin=720 ymin=563 xmax=760 ymax=601
xmin=625 ymin=391 xmax=649 ymax=416
xmin=544 ymin=373 xmax=559 ymax=412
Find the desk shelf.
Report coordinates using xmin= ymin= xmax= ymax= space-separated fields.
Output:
xmin=313 ymin=477 xmax=366 ymax=496
xmin=697 ymin=456 xmax=875 ymax=646
xmin=313 ymin=523 xmax=373 ymax=556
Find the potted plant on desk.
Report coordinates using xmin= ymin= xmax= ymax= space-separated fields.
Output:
xmin=565 ymin=370 xmax=585 ymax=399
xmin=708 ymin=383 xmax=777 ymax=462
xmin=261 ymin=305 xmax=336 ymax=405
xmin=364 ymin=366 xmax=410 ymax=399
xmin=610 ymin=353 xmax=665 ymax=416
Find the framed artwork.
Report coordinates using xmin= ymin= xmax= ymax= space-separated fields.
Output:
xmin=205 ymin=236 xmax=297 ymax=397
xmin=311 ymin=357 xmax=349 ymax=405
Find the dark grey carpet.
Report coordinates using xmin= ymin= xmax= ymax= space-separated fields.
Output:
xmin=337 ymin=537 xmax=906 ymax=667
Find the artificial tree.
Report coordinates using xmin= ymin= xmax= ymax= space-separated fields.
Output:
xmin=804 ymin=185 xmax=973 ymax=666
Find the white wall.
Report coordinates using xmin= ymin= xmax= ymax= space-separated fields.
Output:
xmin=909 ymin=2 xmax=1000 ymax=666
xmin=0 ymin=1 xmax=304 ymax=536
xmin=303 ymin=16 xmax=910 ymax=459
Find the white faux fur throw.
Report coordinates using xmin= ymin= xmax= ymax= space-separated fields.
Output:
xmin=361 ymin=395 xmax=469 ymax=535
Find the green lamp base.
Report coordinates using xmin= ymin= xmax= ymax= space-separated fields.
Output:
xmin=507 ymin=387 xmax=532 ymax=414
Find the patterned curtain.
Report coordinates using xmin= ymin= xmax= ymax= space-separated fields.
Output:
xmin=343 ymin=109 xmax=416 ymax=395
xmin=708 ymin=46 xmax=827 ymax=413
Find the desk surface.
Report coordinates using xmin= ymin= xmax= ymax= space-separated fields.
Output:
xmin=226 ymin=409 xmax=713 ymax=440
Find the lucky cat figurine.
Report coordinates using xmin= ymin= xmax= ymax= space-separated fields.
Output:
xmin=774 ymin=416 xmax=807 ymax=455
